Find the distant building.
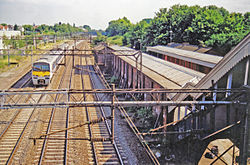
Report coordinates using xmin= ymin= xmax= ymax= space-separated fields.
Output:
xmin=147 ymin=45 xmax=222 ymax=74
xmin=18 ymin=26 xmax=24 ymax=33
xmin=0 ymin=25 xmax=9 ymax=31
xmin=7 ymin=25 xmax=14 ymax=31
xmin=167 ymin=42 xmax=222 ymax=56
xmin=0 ymin=31 xmax=21 ymax=50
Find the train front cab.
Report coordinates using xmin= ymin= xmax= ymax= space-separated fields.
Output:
xmin=32 ymin=62 xmax=50 ymax=85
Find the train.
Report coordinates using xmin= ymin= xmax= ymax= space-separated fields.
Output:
xmin=32 ymin=43 xmax=69 ymax=86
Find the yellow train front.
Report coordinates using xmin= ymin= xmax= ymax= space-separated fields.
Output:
xmin=32 ymin=43 xmax=69 ymax=86
xmin=32 ymin=59 xmax=51 ymax=86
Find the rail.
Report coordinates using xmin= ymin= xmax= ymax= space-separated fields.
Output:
xmin=89 ymin=64 xmax=124 ymax=164
xmin=93 ymin=64 xmax=160 ymax=164
xmin=0 ymin=72 xmax=44 ymax=164
xmin=0 ymin=92 xmax=44 ymax=164
xmin=38 ymin=56 xmax=72 ymax=165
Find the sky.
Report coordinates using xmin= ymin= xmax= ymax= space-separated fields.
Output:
xmin=0 ymin=0 xmax=249 ymax=30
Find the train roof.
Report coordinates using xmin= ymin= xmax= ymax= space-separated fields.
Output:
xmin=33 ymin=55 xmax=59 ymax=64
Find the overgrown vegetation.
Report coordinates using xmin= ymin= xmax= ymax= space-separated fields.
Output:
xmin=2 ymin=35 xmax=32 ymax=49
xmin=0 ymin=40 xmax=64 ymax=73
xmin=23 ymin=22 xmax=83 ymax=35
xmin=103 ymin=5 xmax=249 ymax=55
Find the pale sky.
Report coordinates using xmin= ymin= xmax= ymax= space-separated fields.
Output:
xmin=0 ymin=0 xmax=249 ymax=30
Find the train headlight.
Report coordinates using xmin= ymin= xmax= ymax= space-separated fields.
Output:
xmin=33 ymin=75 xmax=38 ymax=79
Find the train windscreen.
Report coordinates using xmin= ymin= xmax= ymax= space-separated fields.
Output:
xmin=33 ymin=63 xmax=50 ymax=71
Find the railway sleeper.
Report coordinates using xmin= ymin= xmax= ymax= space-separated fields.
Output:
xmin=97 ymin=156 xmax=119 ymax=162
xmin=44 ymin=155 xmax=64 ymax=159
xmin=43 ymin=159 xmax=64 ymax=163
xmin=45 ymin=151 xmax=65 ymax=156
xmin=0 ymin=152 xmax=12 ymax=156
xmin=98 ymin=151 xmax=116 ymax=155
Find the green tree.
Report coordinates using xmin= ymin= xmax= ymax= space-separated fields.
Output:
xmin=23 ymin=25 xmax=34 ymax=32
xmin=93 ymin=32 xmax=107 ymax=45
xmin=105 ymin=17 xmax=132 ymax=36
xmin=127 ymin=19 xmax=151 ymax=49
xmin=143 ymin=5 xmax=249 ymax=54
xmin=83 ymin=25 xmax=91 ymax=32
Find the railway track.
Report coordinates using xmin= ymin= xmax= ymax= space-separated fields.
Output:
xmin=33 ymin=41 xmax=90 ymax=164
xmin=0 ymin=41 xmax=83 ymax=165
xmin=11 ymin=70 xmax=32 ymax=89
xmin=0 ymin=40 xmax=155 ymax=164
xmin=0 ymin=68 xmax=45 ymax=164
xmin=93 ymin=64 xmax=159 ymax=164
xmin=82 ymin=57 xmax=126 ymax=165
xmin=33 ymin=55 xmax=73 ymax=164
xmin=0 ymin=93 xmax=43 ymax=165
xmin=66 ymin=53 xmax=93 ymax=164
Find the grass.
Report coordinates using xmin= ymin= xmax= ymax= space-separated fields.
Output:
xmin=0 ymin=55 xmax=27 ymax=73
xmin=0 ymin=40 xmax=66 ymax=73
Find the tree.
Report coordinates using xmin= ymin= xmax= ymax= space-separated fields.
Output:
xmin=83 ymin=25 xmax=91 ymax=32
xmin=105 ymin=17 xmax=132 ymax=36
xmin=142 ymin=5 xmax=249 ymax=54
xmin=23 ymin=25 xmax=34 ymax=32
xmin=93 ymin=32 xmax=107 ymax=45
xmin=14 ymin=24 xmax=18 ymax=30
xmin=127 ymin=19 xmax=151 ymax=49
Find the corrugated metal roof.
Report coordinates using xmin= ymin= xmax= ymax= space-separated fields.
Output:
xmin=110 ymin=45 xmax=205 ymax=90
xmin=147 ymin=45 xmax=222 ymax=68
xmin=94 ymin=44 xmax=106 ymax=51
xmin=194 ymin=34 xmax=250 ymax=95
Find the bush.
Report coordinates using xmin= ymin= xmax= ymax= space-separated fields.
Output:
xmin=107 ymin=35 xmax=124 ymax=46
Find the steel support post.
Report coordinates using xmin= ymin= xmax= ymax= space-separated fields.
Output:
xmin=240 ymin=101 xmax=250 ymax=164
xmin=226 ymin=104 xmax=230 ymax=125
xmin=33 ymin=36 xmax=36 ymax=48
xmin=162 ymin=94 xmax=167 ymax=134
xmin=140 ymin=51 xmax=143 ymax=89
xmin=64 ymin=49 xmax=66 ymax=66
xmin=111 ymin=84 xmax=115 ymax=144
xmin=136 ymin=57 xmax=139 ymax=88
xmin=8 ymin=48 xmax=10 ymax=66
xmin=0 ymin=95 xmax=4 ymax=107
xmin=232 ymin=145 xmax=235 ymax=165
xmin=72 ymin=46 xmax=75 ymax=68
xmin=31 ymin=47 xmax=33 ymax=64
xmin=104 ymin=45 xmax=107 ymax=68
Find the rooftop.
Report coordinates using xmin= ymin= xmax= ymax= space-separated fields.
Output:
xmin=167 ymin=42 xmax=212 ymax=53
xmin=110 ymin=45 xmax=206 ymax=90
xmin=147 ymin=45 xmax=223 ymax=68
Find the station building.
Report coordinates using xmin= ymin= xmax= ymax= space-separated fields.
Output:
xmin=94 ymin=34 xmax=249 ymax=164
xmin=147 ymin=45 xmax=222 ymax=74
xmin=94 ymin=44 xmax=216 ymax=124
